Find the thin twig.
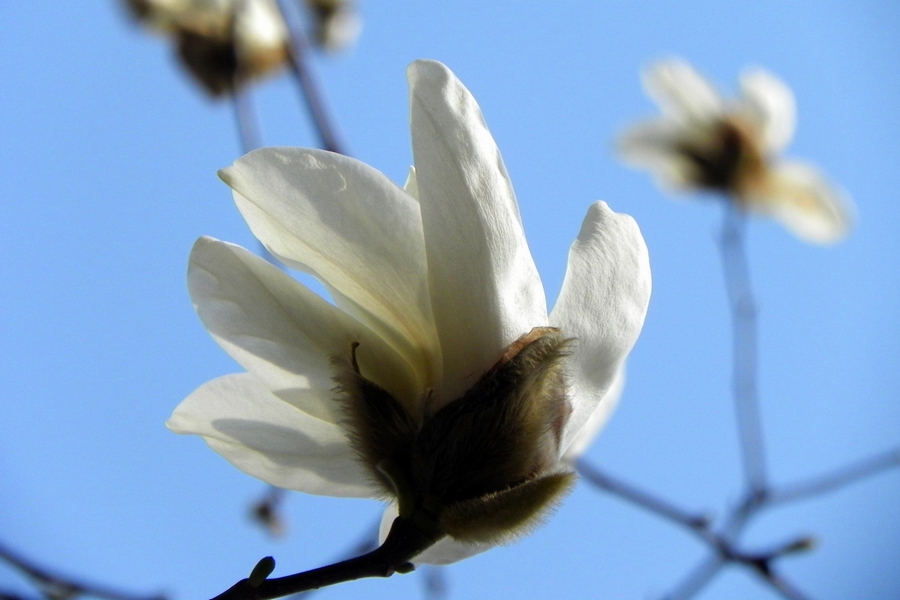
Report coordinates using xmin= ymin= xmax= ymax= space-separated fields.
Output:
xmin=660 ymin=555 xmax=724 ymax=600
xmin=274 ymin=0 xmax=346 ymax=154
xmin=0 ymin=540 xmax=165 ymax=600
xmin=719 ymin=204 xmax=768 ymax=496
xmin=576 ymin=460 xmax=711 ymax=532
xmin=768 ymin=447 xmax=900 ymax=505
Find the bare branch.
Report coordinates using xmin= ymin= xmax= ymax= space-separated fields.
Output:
xmin=0 ymin=540 xmax=165 ymax=600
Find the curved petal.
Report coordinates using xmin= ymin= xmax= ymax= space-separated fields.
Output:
xmin=188 ymin=236 xmax=421 ymax=419
xmin=643 ymin=59 xmax=723 ymax=123
xmin=549 ymin=202 xmax=651 ymax=453
xmin=408 ymin=59 xmax=548 ymax=405
xmin=219 ymin=148 xmax=441 ymax=394
xmin=168 ymin=373 xmax=378 ymax=498
xmin=745 ymin=161 xmax=855 ymax=244
xmin=739 ymin=68 xmax=796 ymax=154
xmin=378 ymin=504 xmax=494 ymax=566
xmin=562 ymin=366 xmax=625 ymax=460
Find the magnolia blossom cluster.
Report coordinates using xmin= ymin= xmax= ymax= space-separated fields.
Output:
xmin=169 ymin=60 xmax=651 ymax=563
xmin=620 ymin=59 xmax=854 ymax=244
xmin=124 ymin=0 xmax=359 ymax=95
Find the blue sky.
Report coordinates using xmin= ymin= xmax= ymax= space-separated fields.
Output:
xmin=1 ymin=2 xmax=898 ymax=599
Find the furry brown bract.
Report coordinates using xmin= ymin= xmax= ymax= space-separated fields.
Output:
xmin=334 ymin=327 xmax=576 ymax=544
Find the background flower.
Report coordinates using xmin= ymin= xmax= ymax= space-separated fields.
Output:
xmin=619 ymin=58 xmax=855 ymax=244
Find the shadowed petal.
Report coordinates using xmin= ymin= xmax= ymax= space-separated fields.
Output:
xmin=747 ymin=161 xmax=854 ymax=244
xmin=220 ymin=148 xmax=441 ymax=394
xmin=188 ymin=236 xmax=420 ymax=419
xmin=740 ymin=69 xmax=796 ymax=154
xmin=168 ymin=374 xmax=378 ymax=498
xmin=643 ymin=59 xmax=722 ymax=123
xmin=550 ymin=202 xmax=651 ymax=453
xmin=408 ymin=59 xmax=548 ymax=405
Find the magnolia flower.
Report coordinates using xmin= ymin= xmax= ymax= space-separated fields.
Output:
xmin=124 ymin=0 xmax=289 ymax=96
xmin=169 ymin=60 xmax=651 ymax=565
xmin=619 ymin=58 xmax=854 ymax=244
xmin=303 ymin=0 xmax=361 ymax=51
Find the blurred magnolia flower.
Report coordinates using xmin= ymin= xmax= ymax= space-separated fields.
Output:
xmin=619 ymin=58 xmax=854 ymax=244
xmin=124 ymin=0 xmax=290 ymax=96
xmin=303 ymin=0 xmax=361 ymax=51
xmin=169 ymin=60 xmax=651 ymax=565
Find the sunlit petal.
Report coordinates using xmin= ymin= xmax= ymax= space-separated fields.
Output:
xmin=220 ymin=148 xmax=441 ymax=392
xmin=408 ymin=59 xmax=548 ymax=404
xmin=747 ymin=161 xmax=854 ymax=244
xmin=643 ymin=59 xmax=723 ymax=122
xmin=188 ymin=236 xmax=420 ymax=418
xmin=550 ymin=202 xmax=651 ymax=453
xmin=740 ymin=68 xmax=796 ymax=154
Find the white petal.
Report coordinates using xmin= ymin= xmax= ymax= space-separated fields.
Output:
xmin=219 ymin=148 xmax=441 ymax=394
xmin=562 ymin=367 xmax=625 ymax=460
xmin=168 ymin=373 xmax=377 ymax=498
xmin=643 ymin=58 xmax=723 ymax=123
xmin=408 ymin=59 xmax=548 ymax=404
xmin=746 ymin=161 xmax=855 ymax=244
xmin=740 ymin=68 xmax=796 ymax=154
xmin=550 ymin=202 xmax=652 ymax=453
xmin=617 ymin=120 xmax=700 ymax=190
xmin=378 ymin=504 xmax=494 ymax=565
xmin=188 ymin=236 xmax=420 ymax=419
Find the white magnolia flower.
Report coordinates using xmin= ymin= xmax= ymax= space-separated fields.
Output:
xmin=619 ymin=58 xmax=855 ymax=244
xmin=125 ymin=0 xmax=289 ymax=96
xmin=169 ymin=60 xmax=651 ymax=565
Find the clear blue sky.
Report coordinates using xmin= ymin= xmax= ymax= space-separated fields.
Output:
xmin=1 ymin=2 xmax=898 ymax=599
